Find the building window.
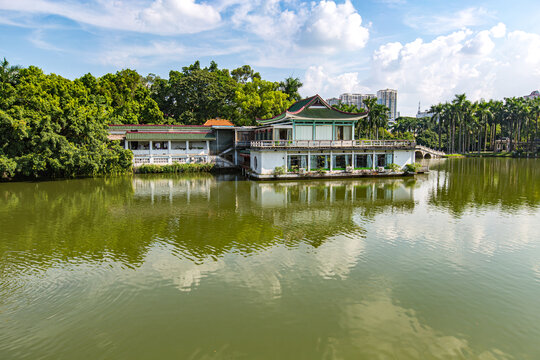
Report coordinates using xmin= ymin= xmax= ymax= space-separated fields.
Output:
xmin=377 ymin=154 xmax=386 ymax=167
xmin=171 ymin=141 xmax=186 ymax=150
xmin=287 ymin=155 xmax=307 ymax=172
xmin=189 ymin=141 xmax=206 ymax=150
xmin=332 ymin=154 xmax=352 ymax=170
xmin=152 ymin=141 xmax=168 ymax=150
xmin=336 ymin=126 xmax=353 ymax=140
xmin=278 ymin=128 xmax=290 ymax=140
xmin=355 ymin=154 xmax=372 ymax=169
xmin=310 ymin=154 xmax=329 ymax=170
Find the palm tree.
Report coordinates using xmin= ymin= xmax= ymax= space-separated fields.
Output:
xmin=450 ymin=94 xmax=467 ymax=153
xmin=363 ymin=97 xmax=378 ymax=139
xmin=278 ymin=77 xmax=303 ymax=102
xmin=429 ymin=103 xmax=445 ymax=150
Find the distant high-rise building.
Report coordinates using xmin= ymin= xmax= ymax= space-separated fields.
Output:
xmin=326 ymin=97 xmax=340 ymax=106
xmin=338 ymin=93 xmax=375 ymax=110
xmin=377 ymin=89 xmax=397 ymax=122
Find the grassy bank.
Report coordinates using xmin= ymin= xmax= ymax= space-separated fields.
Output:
xmin=444 ymin=152 xmax=537 ymax=158
xmin=135 ymin=163 xmax=215 ymax=174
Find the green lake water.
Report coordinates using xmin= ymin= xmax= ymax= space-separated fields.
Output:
xmin=1 ymin=158 xmax=539 ymax=359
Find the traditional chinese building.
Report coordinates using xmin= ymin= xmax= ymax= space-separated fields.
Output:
xmin=245 ymin=95 xmax=416 ymax=178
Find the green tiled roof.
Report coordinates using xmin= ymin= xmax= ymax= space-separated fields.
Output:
xmin=126 ymin=132 xmax=215 ymax=141
xmin=258 ymin=94 xmax=366 ymax=124
xmin=287 ymin=95 xmax=316 ymax=112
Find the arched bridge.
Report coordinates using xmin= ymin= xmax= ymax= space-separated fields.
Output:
xmin=415 ymin=145 xmax=446 ymax=159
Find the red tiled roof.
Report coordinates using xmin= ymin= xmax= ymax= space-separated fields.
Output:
xmin=203 ymin=119 xmax=234 ymax=126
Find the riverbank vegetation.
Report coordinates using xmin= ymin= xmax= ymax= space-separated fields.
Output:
xmin=136 ymin=163 xmax=215 ymax=174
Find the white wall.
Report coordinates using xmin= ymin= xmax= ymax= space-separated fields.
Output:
xmin=251 ymin=151 xmax=286 ymax=175
xmin=393 ymin=150 xmax=414 ymax=168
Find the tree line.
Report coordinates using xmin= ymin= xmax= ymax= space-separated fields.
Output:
xmin=393 ymin=94 xmax=540 ymax=154
xmin=0 ymin=58 xmax=302 ymax=179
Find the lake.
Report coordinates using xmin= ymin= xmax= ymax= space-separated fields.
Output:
xmin=1 ymin=158 xmax=539 ymax=359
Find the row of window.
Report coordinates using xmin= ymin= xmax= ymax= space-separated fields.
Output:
xmin=128 ymin=141 xmax=207 ymax=151
xmin=287 ymin=153 xmax=394 ymax=170
xmin=254 ymin=125 xmax=355 ymax=141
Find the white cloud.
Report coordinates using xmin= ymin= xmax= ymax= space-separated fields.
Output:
xmin=0 ymin=0 xmax=222 ymax=35
xmin=490 ymin=22 xmax=506 ymax=38
xmin=300 ymin=0 xmax=369 ymax=51
xmin=231 ymin=0 xmax=369 ymax=55
xmin=96 ymin=40 xmax=250 ymax=67
xmin=303 ymin=23 xmax=540 ymax=115
xmin=302 ymin=65 xmax=370 ymax=97
xmin=405 ymin=7 xmax=494 ymax=34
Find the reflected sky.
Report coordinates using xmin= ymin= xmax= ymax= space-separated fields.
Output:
xmin=0 ymin=158 xmax=539 ymax=359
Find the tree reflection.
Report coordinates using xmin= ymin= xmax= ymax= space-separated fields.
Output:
xmin=0 ymin=175 xmax=416 ymax=271
xmin=428 ymin=158 xmax=540 ymax=216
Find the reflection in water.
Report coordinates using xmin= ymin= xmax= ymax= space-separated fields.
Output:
xmin=0 ymin=159 xmax=539 ymax=359
xmin=428 ymin=158 xmax=540 ymax=215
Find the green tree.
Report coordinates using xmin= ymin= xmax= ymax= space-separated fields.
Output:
xmin=278 ymin=77 xmax=303 ymax=102
xmin=0 ymin=64 xmax=132 ymax=179
xmin=234 ymin=78 xmax=291 ymax=124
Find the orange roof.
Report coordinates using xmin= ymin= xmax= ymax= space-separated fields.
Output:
xmin=107 ymin=134 xmax=126 ymax=141
xmin=204 ymin=119 xmax=234 ymax=127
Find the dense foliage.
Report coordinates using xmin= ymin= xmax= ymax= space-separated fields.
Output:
xmin=0 ymin=60 xmax=133 ymax=179
xmin=146 ymin=61 xmax=294 ymax=125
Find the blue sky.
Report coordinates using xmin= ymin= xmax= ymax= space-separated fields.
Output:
xmin=1 ymin=0 xmax=540 ymax=115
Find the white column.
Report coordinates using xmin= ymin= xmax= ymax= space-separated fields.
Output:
xmin=330 ymin=150 xmax=333 ymax=171
xmin=351 ymin=150 xmax=355 ymax=169
xmin=149 ymin=141 xmax=153 ymax=163
xmin=168 ymin=140 xmax=172 ymax=164
xmin=206 ymin=140 xmax=210 ymax=162
xmin=307 ymin=150 xmax=311 ymax=171
xmin=373 ymin=150 xmax=376 ymax=169
xmin=124 ymin=139 xmax=128 ymax=149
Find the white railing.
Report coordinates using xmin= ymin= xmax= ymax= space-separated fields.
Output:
xmin=250 ymin=140 xmax=415 ymax=148
xmin=133 ymin=155 xmax=235 ymax=167
xmin=415 ymin=145 xmax=446 ymax=156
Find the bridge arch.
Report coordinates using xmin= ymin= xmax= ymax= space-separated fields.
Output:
xmin=415 ymin=151 xmax=424 ymax=159
xmin=424 ymin=153 xmax=432 ymax=159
